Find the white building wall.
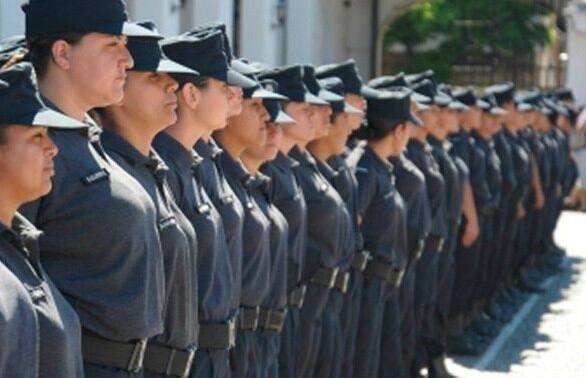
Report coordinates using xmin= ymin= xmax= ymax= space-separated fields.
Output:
xmin=240 ymin=0 xmax=284 ymax=66
xmin=565 ymin=2 xmax=586 ymax=105
xmin=126 ymin=0 xmax=181 ymax=37
xmin=0 ymin=0 xmax=25 ymax=40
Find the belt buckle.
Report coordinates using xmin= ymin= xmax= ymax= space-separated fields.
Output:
xmin=328 ymin=267 xmax=340 ymax=288
xmin=337 ymin=272 xmax=350 ymax=293
xmin=168 ymin=346 xmax=196 ymax=378
xmin=437 ymin=238 xmax=445 ymax=252
xmin=127 ymin=339 xmax=147 ymax=373
xmin=228 ymin=317 xmax=237 ymax=349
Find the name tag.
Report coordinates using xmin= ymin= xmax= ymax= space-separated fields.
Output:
xmin=81 ymin=168 xmax=110 ymax=185
xmin=158 ymin=216 xmax=177 ymax=231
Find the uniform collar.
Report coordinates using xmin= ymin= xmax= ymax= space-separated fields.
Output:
xmin=365 ymin=144 xmax=394 ymax=174
xmin=195 ymin=138 xmax=223 ymax=159
xmin=154 ymin=132 xmax=203 ymax=172
xmin=0 ymin=213 xmax=41 ymax=258
xmin=41 ymin=95 xmax=101 ymax=140
xmin=272 ymin=151 xmax=300 ymax=170
xmin=289 ymin=146 xmax=317 ymax=168
xmin=315 ymin=158 xmax=338 ymax=180
xmin=215 ymin=140 xmax=251 ymax=185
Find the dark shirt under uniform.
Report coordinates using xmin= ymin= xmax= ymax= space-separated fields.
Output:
xmin=356 ymin=146 xmax=407 ymax=269
xmin=20 ymin=125 xmax=165 ymax=342
xmin=155 ymin=133 xmax=233 ymax=324
xmin=102 ymin=130 xmax=199 ymax=350
xmin=195 ymin=139 xmax=245 ymax=313
xmin=406 ymin=139 xmax=448 ymax=239
xmin=216 ymin=145 xmax=271 ymax=309
xmin=0 ymin=214 xmax=83 ymax=378
xmin=472 ymin=132 xmax=503 ymax=212
xmin=261 ymin=152 xmax=307 ymax=292
xmin=289 ymin=147 xmax=353 ymax=280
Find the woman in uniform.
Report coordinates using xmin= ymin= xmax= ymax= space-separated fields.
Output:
xmin=0 ymin=62 xmax=86 ymax=378
xmin=96 ymin=23 xmax=200 ymax=378
xmin=20 ymin=1 xmax=170 ymax=376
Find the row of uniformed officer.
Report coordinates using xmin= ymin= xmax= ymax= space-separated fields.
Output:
xmin=0 ymin=0 xmax=576 ymax=377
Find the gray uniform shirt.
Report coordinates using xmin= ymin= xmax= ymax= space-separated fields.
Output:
xmin=0 ymin=214 xmax=83 ymax=377
xmin=20 ymin=124 xmax=165 ymax=342
xmin=102 ymin=130 xmax=199 ymax=349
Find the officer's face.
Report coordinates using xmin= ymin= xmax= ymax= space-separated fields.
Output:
xmin=419 ymin=108 xmax=438 ymax=130
xmin=0 ymin=125 xmax=58 ymax=205
xmin=115 ymin=71 xmax=179 ymax=131
xmin=345 ymin=94 xmax=366 ymax=131
xmin=66 ymin=33 xmax=134 ymax=108
xmin=327 ymin=113 xmax=351 ymax=155
xmin=394 ymin=123 xmax=411 ymax=153
xmin=283 ymin=102 xmax=315 ymax=143
xmin=462 ymin=107 xmax=482 ymax=129
xmin=196 ymin=78 xmax=232 ymax=131
xmin=228 ymin=98 xmax=269 ymax=149
xmin=439 ymin=108 xmax=459 ymax=134
xmin=245 ymin=122 xmax=283 ymax=162
xmin=310 ymin=105 xmax=333 ymax=139
xmin=227 ymin=86 xmax=244 ymax=117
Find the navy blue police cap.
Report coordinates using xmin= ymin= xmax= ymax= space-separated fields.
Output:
xmin=161 ymin=31 xmax=257 ymax=88
xmin=259 ymin=65 xmax=328 ymax=105
xmin=366 ymin=87 xmax=422 ymax=128
xmin=187 ymin=22 xmax=234 ymax=62
xmin=485 ymin=82 xmax=515 ymax=106
xmin=261 ymin=79 xmax=296 ymax=124
xmin=0 ymin=62 xmax=86 ymax=129
xmin=315 ymin=59 xmax=379 ymax=97
xmin=318 ymin=77 xmax=364 ymax=115
xmin=22 ymin=0 xmax=159 ymax=39
xmin=126 ymin=22 xmax=198 ymax=76
xmin=303 ymin=65 xmax=342 ymax=105
xmin=452 ymin=87 xmax=490 ymax=108
xmin=368 ymin=73 xmax=408 ymax=89
xmin=411 ymin=79 xmax=451 ymax=106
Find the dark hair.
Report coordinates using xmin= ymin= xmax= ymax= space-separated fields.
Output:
xmin=330 ymin=111 xmax=344 ymax=124
xmin=355 ymin=117 xmax=404 ymax=141
xmin=0 ymin=127 xmax=6 ymax=145
xmin=171 ymin=73 xmax=210 ymax=90
xmin=27 ymin=33 xmax=85 ymax=78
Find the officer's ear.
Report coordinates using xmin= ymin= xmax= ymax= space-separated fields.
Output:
xmin=179 ymin=82 xmax=201 ymax=110
xmin=50 ymin=40 xmax=74 ymax=71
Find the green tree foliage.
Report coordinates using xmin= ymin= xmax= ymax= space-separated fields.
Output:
xmin=385 ymin=0 xmax=554 ymax=81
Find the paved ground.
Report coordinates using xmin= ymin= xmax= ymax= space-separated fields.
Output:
xmin=445 ymin=211 xmax=586 ymax=377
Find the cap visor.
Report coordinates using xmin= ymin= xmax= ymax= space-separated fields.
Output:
xmin=361 ymin=85 xmax=382 ymax=99
xmin=232 ymin=59 xmax=263 ymax=76
xmin=157 ymin=59 xmax=200 ymax=76
xmin=318 ymin=89 xmax=344 ymax=103
xmin=411 ymin=92 xmax=431 ymax=104
xmin=226 ymin=69 xmax=258 ymax=88
xmin=448 ymin=101 xmax=469 ymax=111
xmin=476 ymin=99 xmax=491 ymax=108
xmin=252 ymin=88 xmax=288 ymax=100
xmin=344 ymin=102 xmax=364 ymax=115
xmin=274 ymin=110 xmax=297 ymax=124
xmin=32 ymin=109 xmax=87 ymax=129
xmin=490 ymin=107 xmax=507 ymax=116
xmin=408 ymin=112 xmax=423 ymax=127
xmin=122 ymin=22 xmax=162 ymax=38
xmin=415 ymin=102 xmax=430 ymax=111
xmin=304 ymin=92 xmax=329 ymax=106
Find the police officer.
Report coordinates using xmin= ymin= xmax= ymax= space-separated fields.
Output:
xmin=425 ymin=89 xmax=468 ymax=377
xmin=159 ymin=30 xmax=263 ymax=378
xmin=213 ymin=72 xmax=276 ymax=377
xmin=407 ymin=78 xmax=449 ymax=373
xmin=261 ymin=64 xmax=351 ymax=378
xmin=259 ymin=81 xmax=309 ymax=378
xmin=241 ymin=97 xmax=295 ymax=377
xmin=353 ymin=88 xmax=418 ymax=378
xmin=98 ymin=23 xmax=200 ymax=378
xmin=0 ymin=62 xmax=86 ymax=378
xmin=19 ymin=1 xmax=169 ymax=376
xmin=315 ymin=60 xmax=373 ymax=378
xmin=305 ymin=73 xmax=363 ymax=378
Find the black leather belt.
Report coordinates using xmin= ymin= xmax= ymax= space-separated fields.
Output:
xmin=364 ymin=260 xmax=404 ymax=288
xmin=351 ymin=250 xmax=371 ymax=272
xmin=238 ymin=306 xmax=260 ymax=331
xmin=288 ymin=285 xmax=307 ymax=308
xmin=144 ymin=343 xmax=196 ymax=378
xmin=81 ymin=330 xmax=147 ymax=373
xmin=198 ymin=316 xmax=237 ymax=350
xmin=310 ymin=267 xmax=339 ymax=288
xmin=334 ymin=271 xmax=350 ymax=294
xmin=425 ymin=235 xmax=445 ymax=253
xmin=259 ymin=308 xmax=287 ymax=332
